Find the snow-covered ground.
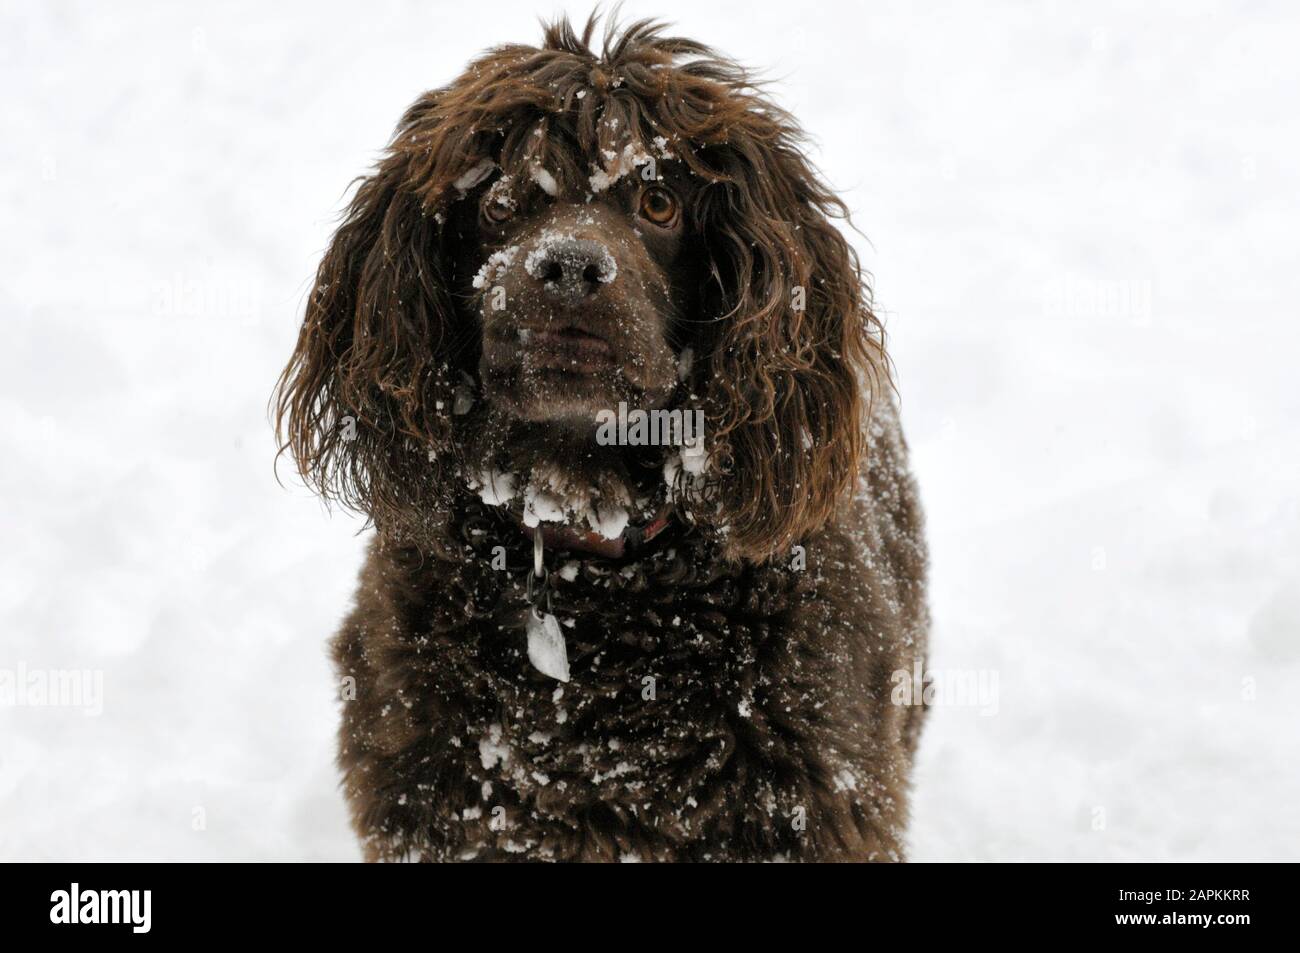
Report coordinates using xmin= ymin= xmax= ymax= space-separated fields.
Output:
xmin=2 ymin=0 xmax=1297 ymax=861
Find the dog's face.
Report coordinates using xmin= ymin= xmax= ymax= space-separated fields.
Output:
xmin=276 ymin=17 xmax=885 ymax=561
xmin=468 ymin=167 xmax=692 ymax=428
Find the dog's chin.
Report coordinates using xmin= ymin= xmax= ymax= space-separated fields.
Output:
xmin=480 ymin=364 xmax=611 ymax=429
xmin=521 ymin=371 xmax=623 ymax=427
xmin=481 ymin=356 xmax=676 ymax=433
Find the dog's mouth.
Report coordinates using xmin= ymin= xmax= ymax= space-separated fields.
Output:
xmin=516 ymin=323 xmax=615 ymax=374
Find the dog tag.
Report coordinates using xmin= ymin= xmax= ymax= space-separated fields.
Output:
xmin=526 ymin=609 xmax=570 ymax=682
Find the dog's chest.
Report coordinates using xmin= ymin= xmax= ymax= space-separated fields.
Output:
xmin=389 ymin=540 xmax=818 ymax=855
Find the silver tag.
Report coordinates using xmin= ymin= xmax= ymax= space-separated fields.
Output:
xmin=526 ymin=609 xmax=570 ymax=682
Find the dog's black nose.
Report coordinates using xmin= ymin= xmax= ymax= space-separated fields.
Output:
xmin=526 ymin=236 xmax=617 ymax=302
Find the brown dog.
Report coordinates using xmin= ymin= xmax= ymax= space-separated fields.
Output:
xmin=275 ymin=15 xmax=928 ymax=862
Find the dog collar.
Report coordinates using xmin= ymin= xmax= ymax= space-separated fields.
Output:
xmin=520 ymin=511 xmax=672 ymax=681
xmin=519 ymin=511 xmax=673 ymax=560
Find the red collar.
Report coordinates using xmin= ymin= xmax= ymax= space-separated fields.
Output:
xmin=520 ymin=512 xmax=673 ymax=559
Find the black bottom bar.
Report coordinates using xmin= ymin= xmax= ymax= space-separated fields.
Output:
xmin=5 ymin=862 xmax=1281 ymax=941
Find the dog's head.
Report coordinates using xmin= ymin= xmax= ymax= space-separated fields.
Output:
xmin=275 ymin=16 xmax=886 ymax=561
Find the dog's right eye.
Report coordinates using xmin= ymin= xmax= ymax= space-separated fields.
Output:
xmin=482 ymin=198 xmax=514 ymax=225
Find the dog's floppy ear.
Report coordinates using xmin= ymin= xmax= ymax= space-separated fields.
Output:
xmin=684 ymin=113 xmax=887 ymax=562
xmin=274 ymin=93 xmax=486 ymax=522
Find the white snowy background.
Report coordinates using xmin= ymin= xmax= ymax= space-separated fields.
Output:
xmin=2 ymin=0 xmax=1297 ymax=861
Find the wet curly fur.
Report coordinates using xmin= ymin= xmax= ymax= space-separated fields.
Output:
xmin=275 ymin=14 xmax=929 ymax=861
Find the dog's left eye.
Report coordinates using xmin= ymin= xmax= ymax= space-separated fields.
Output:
xmin=638 ymin=186 xmax=678 ymax=227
